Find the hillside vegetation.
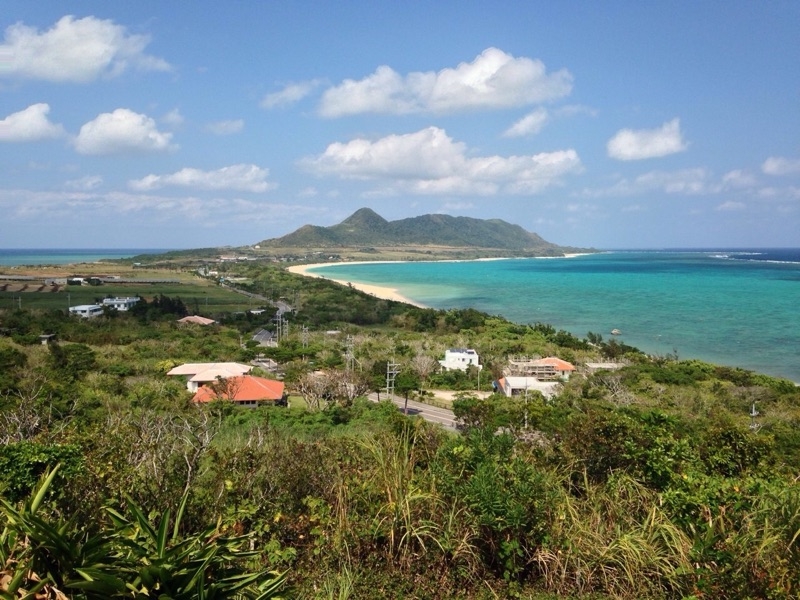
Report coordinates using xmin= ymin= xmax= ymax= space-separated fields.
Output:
xmin=1 ymin=259 xmax=800 ymax=599
xmin=259 ymin=208 xmax=590 ymax=257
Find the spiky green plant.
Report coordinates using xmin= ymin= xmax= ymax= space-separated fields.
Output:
xmin=1 ymin=466 xmax=287 ymax=600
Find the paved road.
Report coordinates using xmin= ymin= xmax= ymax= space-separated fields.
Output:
xmin=369 ymin=393 xmax=459 ymax=431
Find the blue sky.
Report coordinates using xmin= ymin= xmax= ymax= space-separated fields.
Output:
xmin=1 ymin=1 xmax=798 ymax=249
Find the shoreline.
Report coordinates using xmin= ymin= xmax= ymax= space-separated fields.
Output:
xmin=286 ymin=253 xmax=590 ymax=309
xmin=287 ymin=262 xmax=426 ymax=307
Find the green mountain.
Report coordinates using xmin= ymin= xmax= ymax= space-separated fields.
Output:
xmin=260 ymin=208 xmax=583 ymax=255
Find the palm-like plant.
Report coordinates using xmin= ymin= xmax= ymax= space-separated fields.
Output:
xmin=104 ymin=494 xmax=285 ymax=600
xmin=1 ymin=466 xmax=286 ymax=600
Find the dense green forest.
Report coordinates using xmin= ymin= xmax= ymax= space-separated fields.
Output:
xmin=2 ymin=262 xmax=800 ymax=599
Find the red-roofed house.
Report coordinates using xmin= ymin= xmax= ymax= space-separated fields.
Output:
xmin=192 ymin=375 xmax=286 ymax=407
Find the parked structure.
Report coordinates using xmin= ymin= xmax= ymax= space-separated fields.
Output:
xmin=68 ymin=304 xmax=103 ymax=318
xmin=102 ymin=297 xmax=140 ymax=311
xmin=439 ymin=348 xmax=482 ymax=372
xmin=167 ymin=362 xmax=252 ymax=392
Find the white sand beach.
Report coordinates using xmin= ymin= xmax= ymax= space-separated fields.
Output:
xmin=287 ymin=262 xmax=425 ymax=307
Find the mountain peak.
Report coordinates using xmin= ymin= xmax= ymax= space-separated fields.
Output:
xmin=340 ymin=208 xmax=389 ymax=230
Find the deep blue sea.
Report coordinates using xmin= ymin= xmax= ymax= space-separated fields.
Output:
xmin=0 ymin=249 xmax=170 ymax=267
xmin=310 ymin=249 xmax=800 ymax=382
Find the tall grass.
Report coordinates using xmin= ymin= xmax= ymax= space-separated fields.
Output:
xmin=534 ymin=472 xmax=692 ymax=599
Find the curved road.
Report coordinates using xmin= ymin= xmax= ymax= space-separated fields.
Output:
xmin=369 ymin=393 xmax=459 ymax=431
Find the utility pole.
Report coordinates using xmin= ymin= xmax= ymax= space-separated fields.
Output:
xmin=345 ymin=335 xmax=355 ymax=372
xmin=749 ymin=401 xmax=761 ymax=432
xmin=385 ymin=359 xmax=400 ymax=400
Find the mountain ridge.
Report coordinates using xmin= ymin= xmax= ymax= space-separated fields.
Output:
xmin=259 ymin=208 xmax=586 ymax=256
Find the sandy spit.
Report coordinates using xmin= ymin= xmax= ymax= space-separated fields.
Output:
xmin=287 ymin=262 xmax=426 ymax=308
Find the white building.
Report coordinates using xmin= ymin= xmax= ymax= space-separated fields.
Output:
xmin=102 ymin=297 xmax=140 ymax=311
xmin=166 ymin=362 xmax=253 ymax=392
xmin=69 ymin=304 xmax=103 ymax=318
xmin=439 ymin=348 xmax=482 ymax=372
xmin=494 ymin=376 xmax=561 ymax=400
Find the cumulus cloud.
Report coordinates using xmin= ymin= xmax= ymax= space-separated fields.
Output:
xmin=607 ymin=118 xmax=688 ymax=160
xmin=74 ymin=109 xmax=176 ymax=155
xmin=205 ymin=119 xmax=244 ymax=135
xmin=128 ymin=164 xmax=274 ymax=193
xmin=503 ymin=108 xmax=549 ymax=137
xmin=301 ymin=126 xmax=581 ymax=195
xmin=319 ymin=47 xmax=573 ymax=117
xmin=0 ymin=15 xmax=170 ymax=83
xmin=762 ymin=156 xmax=800 ymax=176
xmin=261 ymin=79 xmax=324 ymax=109
xmin=0 ymin=103 xmax=65 ymax=142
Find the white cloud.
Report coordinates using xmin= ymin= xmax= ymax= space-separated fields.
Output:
xmin=607 ymin=118 xmax=688 ymax=160
xmin=298 ymin=186 xmax=318 ymax=198
xmin=0 ymin=15 xmax=170 ymax=83
xmin=762 ymin=156 xmax=800 ymax=176
xmin=721 ymin=170 xmax=756 ymax=188
xmin=503 ymin=108 xmax=549 ymax=137
xmin=716 ymin=201 xmax=746 ymax=211
xmin=205 ymin=119 xmax=244 ymax=135
xmin=129 ymin=164 xmax=274 ymax=193
xmin=0 ymin=103 xmax=65 ymax=141
xmin=74 ymin=109 xmax=176 ymax=155
xmin=0 ymin=187 xmax=314 ymax=227
xmin=301 ymin=126 xmax=582 ymax=196
xmin=162 ymin=109 xmax=184 ymax=127
xmin=65 ymin=175 xmax=103 ymax=191
xmin=319 ymin=47 xmax=573 ymax=117
xmin=582 ymin=168 xmax=713 ymax=197
xmin=261 ymin=79 xmax=324 ymax=109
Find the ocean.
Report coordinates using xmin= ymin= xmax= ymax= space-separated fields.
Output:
xmin=0 ymin=249 xmax=170 ymax=267
xmin=309 ymin=249 xmax=800 ymax=383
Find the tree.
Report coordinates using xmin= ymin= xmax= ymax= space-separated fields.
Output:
xmin=394 ymin=371 xmax=421 ymax=415
xmin=296 ymin=371 xmax=333 ymax=412
xmin=410 ymin=353 xmax=439 ymax=384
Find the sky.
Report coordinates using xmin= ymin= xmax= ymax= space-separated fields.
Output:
xmin=1 ymin=2 xmax=798 ymax=250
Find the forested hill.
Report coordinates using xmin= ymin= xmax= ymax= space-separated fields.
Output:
xmin=259 ymin=207 xmax=585 ymax=254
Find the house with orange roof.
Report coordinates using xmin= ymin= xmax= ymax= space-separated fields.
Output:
xmin=192 ymin=375 xmax=286 ymax=407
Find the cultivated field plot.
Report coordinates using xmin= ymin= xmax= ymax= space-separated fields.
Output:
xmin=0 ymin=267 xmax=264 ymax=315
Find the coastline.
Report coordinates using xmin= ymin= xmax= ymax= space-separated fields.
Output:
xmin=287 ymin=262 xmax=426 ymax=307
xmin=287 ymin=253 xmax=589 ymax=309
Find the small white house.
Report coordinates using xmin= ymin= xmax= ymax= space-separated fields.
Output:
xmin=102 ymin=297 xmax=140 ymax=311
xmin=69 ymin=304 xmax=103 ymax=318
xmin=439 ymin=348 xmax=482 ymax=372
xmin=494 ymin=376 xmax=561 ymax=400
xmin=166 ymin=362 xmax=253 ymax=392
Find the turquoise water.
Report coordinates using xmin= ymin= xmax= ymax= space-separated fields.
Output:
xmin=310 ymin=250 xmax=800 ymax=382
xmin=0 ymin=249 xmax=170 ymax=266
